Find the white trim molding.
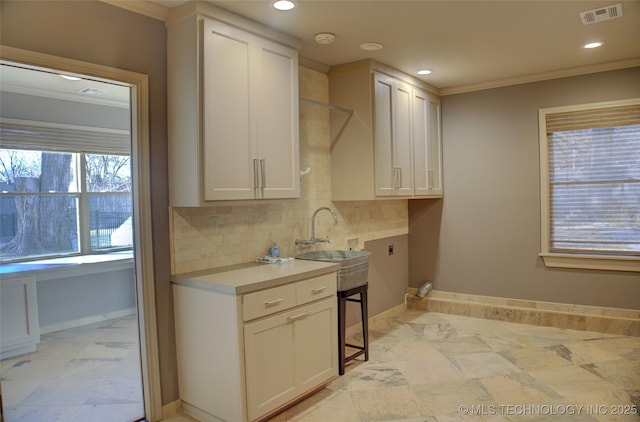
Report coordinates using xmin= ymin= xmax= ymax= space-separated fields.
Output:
xmin=440 ymin=58 xmax=640 ymax=96
xmin=0 ymin=45 xmax=163 ymax=420
xmin=539 ymin=253 xmax=640 ymax=273
xmin=99 ymin=0 xmax=169 ymax=21
xmin=40 ymin=307 xmax=137 ymax=335
xmin=538 ymin=98 xmax=640 ymax=274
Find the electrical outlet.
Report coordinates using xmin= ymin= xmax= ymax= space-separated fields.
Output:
xmin=388 ymin=244 xmax=394 ymax=256
xmin=348 ymin=238 xmax=359 ymax=251
xmin=209 ymin=215 xmax=219 ymax=233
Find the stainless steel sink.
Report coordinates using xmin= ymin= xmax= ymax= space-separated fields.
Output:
xmin=296 ymin=250 xmax=370 ymax=291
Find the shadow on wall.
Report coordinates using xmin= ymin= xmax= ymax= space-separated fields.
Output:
xmin=408 ymin=199 xmax=443 ymax=289
xmin=344 ymin=235 xmax=409 ymax=327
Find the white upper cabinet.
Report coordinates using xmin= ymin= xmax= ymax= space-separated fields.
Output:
xmin=329 ymin=60 xmax=443 ymax=200
xmin=167 ymin=3 xmax=300 ymax=205
xmin=412 ymin=88 xmax=443 ymax=197
xmin=373 ymin=73 xmax=413 ymax=197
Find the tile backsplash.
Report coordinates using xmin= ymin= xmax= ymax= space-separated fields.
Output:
xmin=170 ymin=66 xmax=408 ymax=274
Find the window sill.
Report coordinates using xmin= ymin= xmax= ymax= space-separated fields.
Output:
xmin=539 ymin=253 xmax=640 ymax=273
xmin=0 ymin=251 xmax=134 ymax=281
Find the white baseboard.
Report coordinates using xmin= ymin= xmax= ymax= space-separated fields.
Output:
xmin=161 ymin=399 xmax=183 ymax=420
xmin=0 ymin=344 xmax=38 ymax=360
xmin=39 ymin=307 xmax=137 ymax=335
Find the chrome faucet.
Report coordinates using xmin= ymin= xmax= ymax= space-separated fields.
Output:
xmin=295 ymin=207 xmax=339 ymax=245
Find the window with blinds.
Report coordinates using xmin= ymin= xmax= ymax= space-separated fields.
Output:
xmin=0 ymin=120 xmax=133 ymax=262
xmin=542 ymin=101 xmax=640 ymax=257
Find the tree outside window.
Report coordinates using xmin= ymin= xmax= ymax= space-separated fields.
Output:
xmin=0 ymin=149 xmax=132 ymax=262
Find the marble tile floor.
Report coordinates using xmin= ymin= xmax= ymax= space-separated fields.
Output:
xmin=1 ymin=314 xmax=144 ymax=422
xmin=165 ymin=310 xmax=640 ymax=422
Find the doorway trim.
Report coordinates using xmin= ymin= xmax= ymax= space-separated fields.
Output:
xmin=0 ymin=45 xmax=163 ymax=420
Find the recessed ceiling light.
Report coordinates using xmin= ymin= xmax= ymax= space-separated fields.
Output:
xmin=360 ymin=42 xmax=383 ymax=51
xmin=417 ymin=69 xmax=432 ymax=75
xmin=583 ymin=41 xmax=603 ymax=49
xmin=59 ymin=74 xmax=82 ymax=81
xmin=272 ymin=0 xmax=295 ymax=11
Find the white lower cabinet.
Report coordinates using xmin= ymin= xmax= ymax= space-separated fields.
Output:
xmin=244 ymin=297 xmax=336 ymax=421
xmin=0 ymin=277 xmax=40 ymax=359
xmin=173 ymin=270 xmax=338 ymax=422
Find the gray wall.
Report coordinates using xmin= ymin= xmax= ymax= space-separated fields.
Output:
xmin=37 ymin=269 xmax=136 ymax=330
xmin=409 ymin=67 xmax=640 ymax=310
xmin=0 ymin=0 xmax=177 ymax=404
xmin=351 ymin=235 xmax=408 ymax=326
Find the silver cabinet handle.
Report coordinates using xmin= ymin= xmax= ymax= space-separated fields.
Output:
xmin=311 ymin=286 xmax=327 ymax=294
xmin=260 ymin=159 xmax=266 ymax=188
xmin=394 ymin=167 xmax=401 ymax=188
xmin=427 ymin=170 xmax=433 ymax=190
xmin=287 ymin=311 xmax=310 ymax=321
xmin=253 ymin=158 xmax=259 ymax=190
xmin=264 ymin=298 xmax=283 ymax=307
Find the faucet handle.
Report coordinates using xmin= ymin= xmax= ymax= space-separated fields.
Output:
xmin=295 ymin=238 xmax=316 ymax=246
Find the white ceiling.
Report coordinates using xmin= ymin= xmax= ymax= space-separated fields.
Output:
xmin=139 ymin=0 xmax=640 ymax=94
xmin=0 ymin=64 xmax=130 ymax=108
xmin=2 ymin=0 xmax=639 ymax=101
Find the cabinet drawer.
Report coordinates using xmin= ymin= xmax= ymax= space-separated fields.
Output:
xmin=295 ymin=273 xmax=336 ymax=305
xmin=243 ymin=284 xmax=296 ymax=321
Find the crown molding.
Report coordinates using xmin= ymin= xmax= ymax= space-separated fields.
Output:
xmin=99 ymin=0 xmax=169 ymax=21
xmin=440 ymin=58 xmax=640 ymax=96
xmin=298 ymin=56 xmax=330 ymax=74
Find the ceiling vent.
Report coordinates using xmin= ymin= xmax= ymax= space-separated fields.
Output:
xmin=77 ymin=87 xmax=107 ymax=95
xmin=580 ymin=3 xmax=622 ymax=25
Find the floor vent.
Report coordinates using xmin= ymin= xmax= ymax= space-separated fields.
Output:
xmin=580 ymin=3 xmax=622 ymax=25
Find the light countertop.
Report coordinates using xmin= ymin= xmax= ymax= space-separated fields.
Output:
xmin=171 ymin=259 xmax=340 ymax=295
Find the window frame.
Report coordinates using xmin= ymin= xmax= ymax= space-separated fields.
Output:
xmin=0 ymin=45 xmax=162 ymax=418
xmin=0 ymin=147 xmax=133 ymax=263
xmin=538 ymin=98 xmax=640 ymax=272
xmin=80 ymin=152 xmax=133 ymax=254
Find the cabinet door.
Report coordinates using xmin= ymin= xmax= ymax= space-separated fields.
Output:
xmin=392 ymin=81 xmax=414 ymax=196
xmin=0 ymin=277 xmax=39 ymax=359
xmin=243 ymin=297 xmax=337 ymax=421
xmin=373 ymin=73 xmax=412 ymax=197
xmin=428 ymin=97 xmax=443 ymax=195
xmin=256 ymin=42 xmax=300 ymax=199
xmin=413 ymin=89 xmax=443 ymax=197
xmin=295 ymin=297 xmax=337 ymax=392
xmin=373 ymin=73 xmax=395 ymax=196
xmin=412 ymin=88 xmax=430 ymax=196
xmin=244 ymin=310 xmax=297 ymax=421
xmin=202 ymin=19 xmax=256 ymax=200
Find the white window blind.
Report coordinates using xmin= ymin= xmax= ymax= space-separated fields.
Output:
xmin=0 ymin=118 xmax=130 ymax=155
xmin=545 ymin=103 xmax=640 ymax=256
